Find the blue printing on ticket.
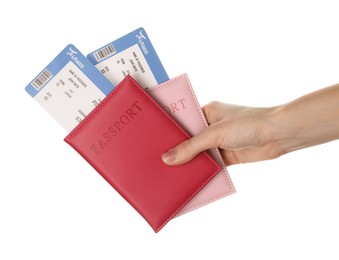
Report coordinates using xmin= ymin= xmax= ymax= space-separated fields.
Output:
xmin=87 ymin=27 xmax=169 ymax=84
xmin=25 ymin=44 xmax=115 ymax=97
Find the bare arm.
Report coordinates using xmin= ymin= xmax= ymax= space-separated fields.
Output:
xmin=162 ymin=83 xmax=339 ymax=166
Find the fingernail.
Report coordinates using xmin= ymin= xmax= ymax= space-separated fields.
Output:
xmin=162 ymin=150 xmax=176 ymax=164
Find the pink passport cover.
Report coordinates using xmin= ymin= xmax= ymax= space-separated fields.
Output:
xmin=148 ymin=74 xmax=236 ymax=216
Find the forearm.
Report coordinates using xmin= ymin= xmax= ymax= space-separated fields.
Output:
xmin=162 ymin=83 xmax=339 ymax=166
xmin=270 ymin=83 xmax=339 ymax=155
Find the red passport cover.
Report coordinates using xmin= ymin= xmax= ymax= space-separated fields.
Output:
xmin=64 ymin=75 xmax=221 ymax=232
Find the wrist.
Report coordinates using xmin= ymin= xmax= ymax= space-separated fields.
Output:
xmin=268 ymin=104 xmax=310 ymax=156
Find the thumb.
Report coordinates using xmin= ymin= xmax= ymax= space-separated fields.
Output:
xmin=161 ymin=128 xmax=218 ymax=166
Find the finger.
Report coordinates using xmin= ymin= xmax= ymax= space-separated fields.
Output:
xmin=162 ymin=128 xmax=219 ymax=166
xmin=202 ymin=101 xmax=224 ymax=124
xmin=219 ymin=149 xmax=241 ymax=167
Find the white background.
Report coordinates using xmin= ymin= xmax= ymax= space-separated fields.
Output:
xmin=1 ymin=1 xmax=338 ymax=259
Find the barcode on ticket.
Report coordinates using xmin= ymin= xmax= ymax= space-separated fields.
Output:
xmin=94 ymin=44 xmax=116 ymax=62
xmin=31 ymin=69 xmax=53 ymax=91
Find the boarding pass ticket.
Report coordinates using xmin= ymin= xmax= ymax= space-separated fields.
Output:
xmin=87 ymin=27 xmax=168 ymax=89
xmin=25 ymin=44 xmax=114 ymax=132
xmin=25 ymin=28 xmax=169 ymax=132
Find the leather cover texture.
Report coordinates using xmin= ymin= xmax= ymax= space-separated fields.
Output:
xmin=148 ymin=74 xmax=235 ymax=216
xmin=64 ymin=75 xmax=221 ymax=232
